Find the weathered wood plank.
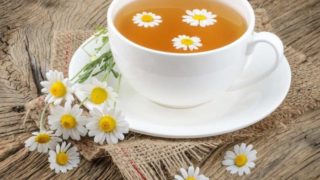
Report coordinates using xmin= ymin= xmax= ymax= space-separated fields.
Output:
xmin=200 ymin=109 xmax=320 ymax=179
xmin=0 ymin=0 xmax=123 ymax=179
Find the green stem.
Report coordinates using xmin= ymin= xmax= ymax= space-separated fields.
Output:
xmin=116 ymin=74 xmax=122 ymax=93
xmin=70 ymin=69 xmax=83 ymax=82
xmin=79 ymin=97 xmax=89 ymax=108
xmin=103 ymin=73 xmax=109 ymax=82
xmin=39 ymin=103 xmax=51 ymax=131
xmin=113 ymin=74 xmax=122 ymax=109
xmin=81 ymin=37 xmax=98 ymax=57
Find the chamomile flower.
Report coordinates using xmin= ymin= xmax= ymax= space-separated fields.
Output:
xmin=183 ymin=9 xmax=217 ymax=27
xmin=24 ymin=130 xmax=62 ymax=153
xmin=222 ymin=143 xmax=257 ymax=176
xmin=40 ymin=70 xmax=74 ymax=105
xmin=172 ymin=35 xmax=202 ymax=51
xmin=133 ymin=12 xmax=162 ymax=28
xmin=174 ymin=166 xmax=209 ymax=180
xmin=48 ymin=103 xmax=88 ymax=140
xmin=75 ymin=77 xmax=118 ymax=110
xmin=48 ymin=141 xmax=80 ymax=173
xmin=86 ymin=106 xmax=129 ymax=145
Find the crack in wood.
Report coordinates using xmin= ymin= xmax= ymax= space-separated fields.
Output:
xmin=11 ymin=105 xmax=25 ymax=113
xmin=25 ymin=36 xmax=42 ymax=96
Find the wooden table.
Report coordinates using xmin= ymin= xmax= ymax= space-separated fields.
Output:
xmin=0 ymin=0 xmax=319 ymax=179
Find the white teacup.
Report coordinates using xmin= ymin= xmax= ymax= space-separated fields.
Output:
xmin=107 ymin=0 xmax=284 ymax=108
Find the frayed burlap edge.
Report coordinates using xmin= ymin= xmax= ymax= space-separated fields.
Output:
xmin=23 ymin=8 xmax=320 ymax=180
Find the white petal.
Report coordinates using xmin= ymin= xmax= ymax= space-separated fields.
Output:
xmin=194 ymin=9 xmax=201 ymax=14
xmin=115 ymin=131 xmax=125 ymax=140
xmin=200 ymin=21 xmax=207 ymax=27
xmin=110 ymin=134 xmax=119 ymax=144
xmin=240 ymin=143 xmax=246 ymax=153
xmin=61 ymin=141 xmax=67 ymax=151
xmin=238 ymin=167 xmax=244 ymax=176
xmin=106 ymin=134 xmax=113 ymax=145
xmin=29 ymin=142 xmax=38 ymax=151
xmin=247 ymin=150 xmax=257 ymax=161
xmin=198 ymin=175 xmax=209 ymax=180
xmin=180 ymin=168 xmax=188 ymax=178
xmin=194 ymin=167 xmax=200 ymax=176
xmin=65 ymin=142 xmax=71 ymax=151
xmin=247 ymin=162 xmax=255 ymax=168
xmin=77 ymin=125 xmax=88 ymax=136
xmin=62 ymin=130 xmax=70 ymax=139
xmin=37 ymin=144 xmax=44 ymax=152
xmin=227 ymin=165 xmax=238 ymax=174
xmin=25 ymin=137 xmax=35 ymax=146
xmin=186 ymin=10 xmax=194 ymax=16
xmin=188 ymin=166 xmax=195 ymax=176
xmin=94 ymin=133 xmax=105 ymax=144
xmin=225 ymin=151 xmax=236 ymax=159
xmin=244 ymin=167 xmax=251 ymax=175
xmin=246 ymin=144 xmax=253 ymax=152
xmin=234 ymin=144 xmax=240 ymax=154
xmin=71 ymin=130 xmax=80 ymax=140
xmin=222 ymin=159 xmax=234 ymax=166
xmin=174 ymin=175 xmax=184 ymax=180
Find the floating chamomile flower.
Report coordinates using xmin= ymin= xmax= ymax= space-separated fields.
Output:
xmin=174 ymin=166 xmax=209 ymax=180
xmin=48 ymin=141 xmax=80 ymax=173
xmin=75 ymin=77 xmax=118 ymax=110
xmin=86 ymin=106 xmax=129 ymax=145
xmin=24 ymin=130 xmax=62 ymax=153
xmin=222 ymin=143 xmax=257 ymax=176
xmin=133 ymin=12 xmax=162 ymax=28
xmin=172 ymin=35 xmax=202 ymax=51
xmin=183 ymin=9 xmax=217 ymax=27
xmin=48 ymin=103 xmax=88 ymax=140
xmin=40 ymin=70 xmax=74 ymax=105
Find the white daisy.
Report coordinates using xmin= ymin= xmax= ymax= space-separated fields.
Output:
xmin=222 ymin=143 xmax=257 ymax=176
xmin=75 ymin=77 xmax=118 ymax=110
xmin=174 ymin=166 xmax=209 ymax=180
xmin=133 ymin=11 xmax=162 ymax=28
xmin=172 ymin=35 xmax=202 ymax=51
xmin=24 ymin=130 xmax=62 ymax=153
xmin=86 ymin=106 xmax=129 ymax=145
xmin=40 ymin=70 xmax=74 ymax=105
xmin=48 ymin=141 xmax=80 ymax=173
xmin=48 ymin=103 xmax=88 ymax=140
xmin=183 ymin=9 xmax=217 ymax=27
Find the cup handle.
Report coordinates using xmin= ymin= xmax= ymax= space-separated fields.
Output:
xmin=228 ymin=32 xmax=284 ymax=91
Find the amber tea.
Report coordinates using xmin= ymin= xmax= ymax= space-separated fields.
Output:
xmin=114 ymin=0 xmax=247 ymax=53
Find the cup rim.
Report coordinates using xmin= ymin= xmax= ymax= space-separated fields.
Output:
xmin=107 ymin=0 xmax=255 ymax=57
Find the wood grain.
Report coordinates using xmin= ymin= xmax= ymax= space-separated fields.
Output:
xmin=200 ymin=109 xmax=320 ymax=180
xmin=0 ymin=0 xmax=319 ymax=179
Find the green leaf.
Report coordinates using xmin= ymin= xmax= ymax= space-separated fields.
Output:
xmin=72 ymin=49 xmax=120 ymax=83
xmin=102 ymin=36 xmax=109 ymax=43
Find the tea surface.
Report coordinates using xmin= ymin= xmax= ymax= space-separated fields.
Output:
xmin=115 ymin=0 xmax=247 ymax=53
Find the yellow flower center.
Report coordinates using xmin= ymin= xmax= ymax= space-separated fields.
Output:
xmin=90 ymin=87 xmax=108 ymax=105
xmin=56 ymin=152 xmax=69 ymax=166
xmin=141 ymin=15 xmax=154 ymax=22
xmin=186 ymin=176 xmax=196 ymax=180
xmin=181 ymin=38 xmax=194 ymax=46
xmin=193 ymin=14 xmax=207 ymax=21
xmin=235 ymin=154 xmax=248 ymax=167
xmin=99 ymin=115 xmax=116 ymax=132
xmin=35 ymin=133 xmax=51 ymax=144
xmin=60 ymin=114 xmax=77 ymax=129
xmin=50 ymin=81 xmax=67 ymax=97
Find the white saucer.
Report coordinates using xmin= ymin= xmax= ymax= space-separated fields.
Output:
xmin=69 ymin=36 xmax=291 ymax=138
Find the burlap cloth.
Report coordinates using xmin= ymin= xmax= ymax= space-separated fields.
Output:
xmin=24 ymin=8 xmax=320 ymax=180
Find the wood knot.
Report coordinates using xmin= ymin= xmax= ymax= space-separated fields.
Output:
xmin=12 ymin=105 xmax=25 ymax=113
